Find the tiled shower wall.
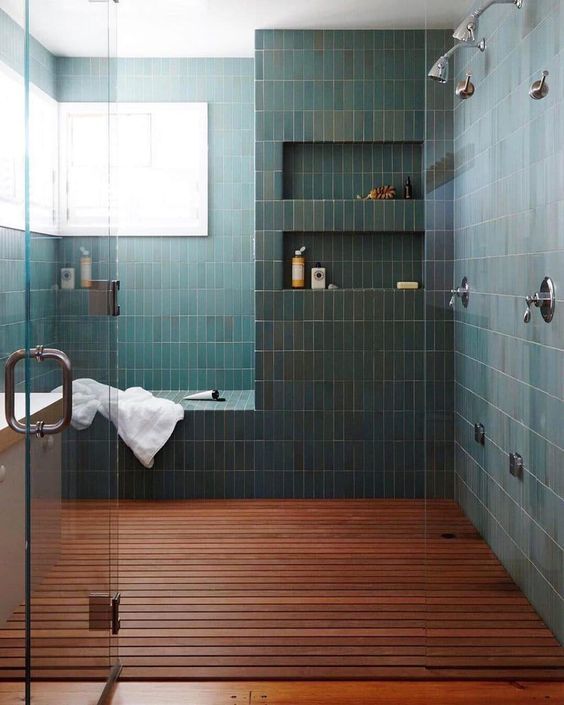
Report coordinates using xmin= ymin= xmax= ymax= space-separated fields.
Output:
xmin=254 ymin=29 xmax=435 ymax=498
xmin=2 ymin=22 xmax=455 ymax=500
xmin=453 ymin=0 xmax=564 ymax=641
xmin=57 ymin=58 xmax=255 ymax=390
xmin=0 ymin=229 xmax=59 ymax=392
xmin=424 ymin=30 xmax=455 ymax=498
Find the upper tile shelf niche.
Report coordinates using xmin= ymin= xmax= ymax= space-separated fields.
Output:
xmin=283 ymin=141 xmax=423 ymax=201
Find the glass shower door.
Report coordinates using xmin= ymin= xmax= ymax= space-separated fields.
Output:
xmin=0 ymin=0 xmax=121 ymax=702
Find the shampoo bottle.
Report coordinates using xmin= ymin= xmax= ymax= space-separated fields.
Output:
xmin=80 ymin=247 xmax=92 ymax=288
xmin=403 ymin=176 xmax=413 ymax=200
xmin=292 ymin=246 xmax=306 ymax=289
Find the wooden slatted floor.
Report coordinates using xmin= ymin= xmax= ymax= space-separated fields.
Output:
xmin=1 ymin=499 xmax=563 ymax=681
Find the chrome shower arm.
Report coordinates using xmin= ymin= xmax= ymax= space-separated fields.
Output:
xmin=453 ymin=0 xmax=523 ymax=42
xmin=472 ymin=0 xmax=521 ymax=19
xmin=443 ymin=38 xmax=486 ymax=61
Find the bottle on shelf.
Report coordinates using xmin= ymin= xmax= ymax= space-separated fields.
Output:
xmin=403 ymin=176 xmax=413 ymax=200
xmin=80 ymin=247 xmax=92 ymax=288
xmin=291 ymin=246 xmax=306 ymax=289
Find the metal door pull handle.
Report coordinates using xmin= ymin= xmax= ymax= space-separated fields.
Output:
xmin=4 ymin=346 xmax=73 ymax=437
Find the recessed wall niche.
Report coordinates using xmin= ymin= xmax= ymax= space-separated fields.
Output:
xmin=283 ymin=231 xmax=423 ymax=290
xmin=283 ymin=141 xmax=423 ymax=201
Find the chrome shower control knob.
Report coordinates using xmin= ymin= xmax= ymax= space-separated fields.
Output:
xmin=529 ymin=71 xmax=549 ymax=100
xmin=450 ymin=277 xmax=470 ymax=308
xmin=523 ymin=277 xmax=556 ymax=324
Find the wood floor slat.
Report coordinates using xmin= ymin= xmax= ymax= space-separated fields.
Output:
xmin=1 ymin=499 xmax=563 ymax=681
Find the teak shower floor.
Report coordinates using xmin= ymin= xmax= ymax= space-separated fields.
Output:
xmin=0 ymin=499 xmax=563 ymax=681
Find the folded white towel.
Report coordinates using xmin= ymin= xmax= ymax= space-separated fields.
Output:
xmin=53 ymin=378 xmax=184 ymax=469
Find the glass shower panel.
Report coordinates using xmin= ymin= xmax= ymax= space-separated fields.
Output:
xmin=26 ymin=0 xmax=121 ymax=697
xmin=0 ymin=2 xmax=27 ymax=699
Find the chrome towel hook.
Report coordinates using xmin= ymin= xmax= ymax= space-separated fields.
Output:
xmin=529 ymin=70 xmax=549 ymax=100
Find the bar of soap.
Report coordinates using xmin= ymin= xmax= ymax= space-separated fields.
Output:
xmin=396 ymin=281 xmax=420 ymax=290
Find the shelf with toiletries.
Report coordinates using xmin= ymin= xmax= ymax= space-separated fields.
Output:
xmin=279 ymin=286 xmax=424 ymax=293
xmin=282 ymin=231 xmax=423 ymax=291
xmin=258 ymin=198 xmax=425 ymax=233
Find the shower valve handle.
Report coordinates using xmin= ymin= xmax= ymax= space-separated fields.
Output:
xmin=523 ymin=277 xmax=556 ymax=324
xmin=449 ymin=277 xmax=470 ymax=308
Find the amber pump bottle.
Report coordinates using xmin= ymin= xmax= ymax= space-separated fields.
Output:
xmin=291 ymin=246 xmax=306 ymax=288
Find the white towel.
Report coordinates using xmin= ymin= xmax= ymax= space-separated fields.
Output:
xmin=53 ymin=378 xmax=184 ymax=469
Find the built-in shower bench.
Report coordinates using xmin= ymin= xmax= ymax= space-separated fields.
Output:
xmin=154 ymin=389 xmax=255 ymax=411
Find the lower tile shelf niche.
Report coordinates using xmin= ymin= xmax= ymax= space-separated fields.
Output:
xmin=283 ymin=230 xmax=423 ymax=290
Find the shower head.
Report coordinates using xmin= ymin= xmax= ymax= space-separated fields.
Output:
xmin=453 ymin=13 xmax=479 ymax=43
xmin=428 ymin=56 xmax=449 ymax=83
xmin=427 ymin=38 xmax=486 ymax=84
xmin=453 ymin=0 xmax=523 ymax=43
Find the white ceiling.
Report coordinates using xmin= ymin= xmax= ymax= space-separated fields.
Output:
xmin=1 ymin=0 xmax=467 ymax=58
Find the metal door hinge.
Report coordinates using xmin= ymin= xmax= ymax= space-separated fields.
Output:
xmin=88 ymin=280 xmax=120 ymax=317
xmin=112 ymin=592 xmax=121 ymax=635
xmin=89 ymin=592 xmax=121 ymax=634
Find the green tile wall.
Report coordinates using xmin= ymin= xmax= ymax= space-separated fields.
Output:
xmin=452 ymin=0 xmax=564 ymax=642
xmin=424 ymin=30 xmax=455 ymax=498
xmin=0 ymin=8 xmax=57 ymax=98
xmin=254 ymin=29 xmax=432 ymax=498
xmin=0 ymin=229 xmax=60 ymax=392
xmin=56 ymin=58 xmax=255 ymax=390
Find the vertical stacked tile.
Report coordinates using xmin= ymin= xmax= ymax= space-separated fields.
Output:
xmin=452 ymin=1 xmax=564 ymax=641
xmin=424 ymin=30 xmax=455 ymax=498
xmin=255 ymin=30 xmax=431 ymax=498
xmin=56 ymin=58 xmax=255 ymax=392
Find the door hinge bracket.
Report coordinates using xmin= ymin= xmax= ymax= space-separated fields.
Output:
xmin=89 ymin=592 xmax=121 ymax=634
xmin=112 ymin=592 xmax=121 ymax=635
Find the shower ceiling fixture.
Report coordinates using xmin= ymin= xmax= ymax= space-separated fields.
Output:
xmin=453 ymin=0 xmax=523 ymax=42
xmin=428 ymin=38 xmax=486 ymax=83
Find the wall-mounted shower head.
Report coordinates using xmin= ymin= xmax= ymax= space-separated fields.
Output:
xmin=453 ymin=0 xmax=523 ymax=43
xmin=453 ymin=13 xmax=479 ymax=42
xmin=427 ymin=39 xmax=486 ymax=84
xmin=428 ymin=56 xmax=449 ymax=83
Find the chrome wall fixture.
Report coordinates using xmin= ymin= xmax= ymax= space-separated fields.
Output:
xmin=428 ymin=40 xmax=486 ymax=83
xmin=523 ymin=276 xmax=556 ymax=323
xmin=429 ymin=0 xmax=524 ymax=86
xmin=450 ymin=277 xmax=470 ymax=308
xmin=529 ymin=70 xmax=549 ymax=100
xmin=453 ymin=0 xmax=523 ymax=44
xmin=456 ymin=73 xmax=476 ymax=99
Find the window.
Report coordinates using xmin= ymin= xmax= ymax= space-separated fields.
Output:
xmin=59 ymin=102 xmax=208 ymax=236
xmin=0 ymin=62 xmax=58 ymax=235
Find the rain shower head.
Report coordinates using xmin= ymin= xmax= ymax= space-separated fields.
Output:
xmin=453 ymin=0 xmax=523 ymax=43
xmin=427 ymin=38 xmax=486 ymax=83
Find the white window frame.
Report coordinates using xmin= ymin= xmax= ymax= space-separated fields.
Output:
xmin=58 ymin=102 xmax=208 ymax=237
